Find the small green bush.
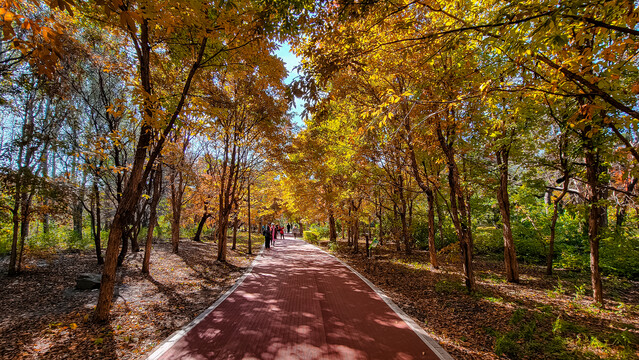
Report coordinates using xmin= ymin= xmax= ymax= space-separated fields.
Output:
xmin=309 ymin=224 xmax=329 ymax=239
xmin=474 ymin=227 xmax=502 ymax=255
xmin=303 ymin=230 xmax=319 ymax=244
xmin=494 ymin=332 xmax=519 ymax=359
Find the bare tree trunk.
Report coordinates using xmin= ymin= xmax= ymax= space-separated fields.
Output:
xmin=347 ymin=205 xmax=352 ymax=246
xmin=232 ymin=215 xmax=238 ymax=250
xmin=496 ymin=147 xmax=519 ymax=283
xmin=547 ymin=178 xmax=568 ymax=275
xmin=426 ymin=189 xmax=438 ymax=268
xmin=143 ymin=165 xmax=162 ymax=274
xmin=365 ymin=234 xmax=370 ymax=258
xmin=17 ymin=190 xmax=34 ymax=272
xmin=72 ymin=167 xmax=87 ymax=242
xmin=217 ymin=217 xmax=229 ymax=261
xmin=42 ymin=152 xmax=50 ymax=235
xmin=92 ymin=181 xmax=104 ymax=265
xmin=9 ymin=190 xmax=20 ymax=275
xmin=585 ymin=140 xmax=604 ymax=305
xmin=329 ymin=210 xmax=337 ymax=242
xmin=616 ymin=177 xmax=637 ymax=229
xmin=193 ymin=212 xmax=210 ymax=242
xmin=247 ymin=182 xmax=252 ymax=254
xmin=352 ymin=199 xmax=361 ymax=254
xmin=353 ymin=219 xmax=360 ymax=254
xmin=393 ymin=202 xmax=401 ymax=252
xmin=377 ymin=201 xmax=383 ymax=246
xmin=435 ymin=194 xmax=445 ymax=246
xmin=437 ymin=124 xmax=475 ymax=292
xmin=170 ymin=168 xmax=183 ymax=254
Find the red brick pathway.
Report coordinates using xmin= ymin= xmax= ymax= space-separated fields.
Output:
xmin=148 ymin=236 xmax=452 ymax=360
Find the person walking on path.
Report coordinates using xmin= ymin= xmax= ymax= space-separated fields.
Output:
xmin=262 ymin=225 xmax=271 ymax=249
xmin=287 ymin=223 xmax=291 ymax=233
xmin=279 ymin=225 xmax=284 ymax=239
xmin=271 ymin=224 xmax=277 ymax=246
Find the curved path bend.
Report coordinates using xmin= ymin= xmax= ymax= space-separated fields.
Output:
xmin=147 ymin=236 xmax=453 ymax=360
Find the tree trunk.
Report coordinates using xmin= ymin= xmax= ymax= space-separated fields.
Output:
xmin=585 ymin=140 xmax=604 ymax=305
xmin=329 ymin=210 xmax=337 ymax=243
xmin=398 ymin=175 xmax=411 ymax=255
xmin=496 ymin=148 xmax=519 ymax=283
xmin=143 ymin=166 xmax=162 ymax=274
xmin=170 ymin=168 xmax=183 ymax=254
xmin=352 ymin=199 xmax=361 ymax=254
xmin=353 ymin=219 xmax=359 ymax=254
xmin=365 ymin=234 xmax=370 ymax=258
xmin=426 ymin=189 xmax=438 ymax=268
xmin=73 ymin=199 xmax=83 ymax=240
xmin=117 ymin=231 xmax=129 ymax=266
xmin=9 ymin=193 xmax=20 ymax=276
xmin=436 ymin=124 xmax=475 ymax=292
xmin=377 ymin=201 xmax=383 ymax=246
xmin=247 ymin=182 xmax=252 ymax=254
xmin=616 ymin=177 xmax=637 ymax=229
xmin=547 ymin=175 xmax=569 ymax=275
xmin=193 ymin=212 xmax=210 ymax=242
xmin=93 ymin=181 xmax=104 ymax=265
xmin=130 ymin=213 xmax=141 ymax=253
xmin=347 ymin=205 xmax=352 ymax=246
xmin=17 ymin=191 xmax=33 ymax=272
xmin=393 ymin=203 xmax=401 ymax=252
xmin=232 ymin=215 xmax=238 ymax=250
xmin=217 ymin=217 xmax=229 ymax=261
xmin=42 ymin=153 xmax=50 ymax=235
xmin=435 ymin=194 xmax=445 ymax=246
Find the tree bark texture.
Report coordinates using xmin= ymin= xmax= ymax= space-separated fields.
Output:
xmin=436 ymin=124 xmax=475 ymax=292
xmin=547 ymin=177 xmax=568 ymax=275
xmin=170 ymin=167 xmax=184 ymax=254
xmin=585 ymin=140 xmax=604 ymax=305
xmin=143 ymin=165 xmax=162 ymax=274
xmin=329 ymin=210 xmax=337 ymax=242
xmin=496 ymin=147 xmax=519 ymax=283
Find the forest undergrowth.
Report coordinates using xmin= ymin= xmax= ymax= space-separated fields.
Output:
xmin=317 ymin=239 xmax=639 ymax=360
xmin=0 ymin=234 xmax=262 ymax=360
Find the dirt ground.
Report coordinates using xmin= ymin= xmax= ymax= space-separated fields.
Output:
xmin=318 ymin=239 xmax=639 ymax=359
xmin=0 ymin=234 xmax=263 ymax=360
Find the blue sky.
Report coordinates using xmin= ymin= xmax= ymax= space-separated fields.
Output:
xmin=274 ymin=42 xmax=304 ymax=127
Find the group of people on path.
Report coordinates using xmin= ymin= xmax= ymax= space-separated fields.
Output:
xmin=261 ymin=223 xmax=295 ymax=249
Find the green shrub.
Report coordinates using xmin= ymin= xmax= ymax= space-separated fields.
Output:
xmin=309 ymin=224 xmax=329 ymax=239
xmin=328 ymin=242 xmax=340 ymax=252
xmin=412 ymin=220 xmax=430 ymax=250
xmin=65 ymin=230 xmax=93 ymax=250
xmin=303 ymin=230 xmax=319 ymax=244
xmin=600 ymin=231 xmax=639 ymax=280
xmin=494 ymin=310 xmax=573 ymax=359
xmin=474 ymin=227 xmax=502 ymax=255
xmin=556 ymin=247 xmax=589 ymax=272
xmin=494 ymin=332 xmax=519 ymax=359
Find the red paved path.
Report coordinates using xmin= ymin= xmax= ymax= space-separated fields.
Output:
xmin=150 ymin=236 xmax=451 ymax=360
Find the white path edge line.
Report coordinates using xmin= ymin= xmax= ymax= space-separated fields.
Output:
xmin=312 ymin=243 xmax=455 ymax=360
xmin=145 ymin=245 xmax=266 ymax=360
